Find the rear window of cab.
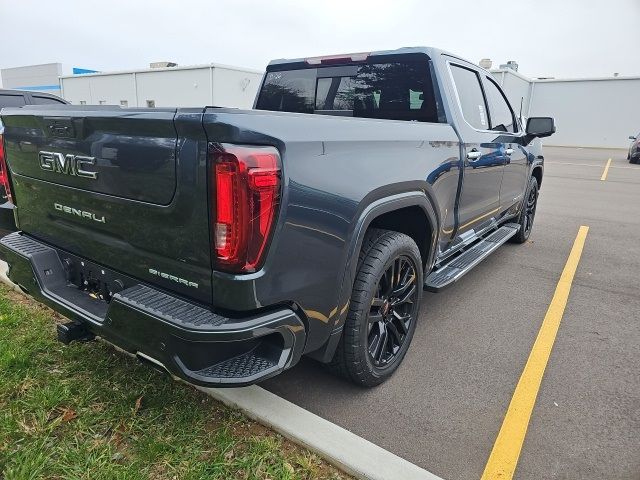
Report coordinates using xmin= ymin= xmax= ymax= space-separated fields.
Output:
xmin=256 ymin=60 xmax=445 ymax=123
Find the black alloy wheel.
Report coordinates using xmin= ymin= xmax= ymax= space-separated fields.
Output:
xmin=326 ymin=228 xmax=423 ymax=387
xmin=523 ymin=180 xmax=538 ymax=237
xmin=368 ymin=256 xmax=418 ymax=367
xmin=510 ymin=175 xmax=539 ymax=244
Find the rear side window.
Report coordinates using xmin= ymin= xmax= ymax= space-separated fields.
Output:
xmin=0 ymin=94 xmax=27 ymax=109
xmin=483 ymin=78 xmax=516 ymax=132
xmin=450 ymin=65 xmax=488 ymax=130
xmin=257 ymin=60 xmax=442 ymax=123
xmin=31 ymin=95 xmax=66 ymax=105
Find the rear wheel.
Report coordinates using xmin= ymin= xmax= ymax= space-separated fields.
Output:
xmin=327 ymin=228 xmax=423 ymax=387
xmin=510 ymin=175 xmax=539 ymax=244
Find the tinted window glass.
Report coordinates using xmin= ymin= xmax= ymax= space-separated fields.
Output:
xmin=316 ymin=76 xmax=354 ymax=111
xmin=484 ymin=78 xmax=515 ymax=132
xmin=257 ymin=69 xmax=316 ymax=114
xmin=257 ymin=61 xmax=441 ymax=123
xmin=0 ymin=95 xmax=26 ymax=109
xmin=31 ymin=95 xmax=66 ymax=105
xmin=353 ymin=62 xmax=438 ymax=122
xmin=450 ymin=65 xmax=488 ymax=130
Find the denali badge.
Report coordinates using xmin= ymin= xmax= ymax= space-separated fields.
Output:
xmin=54 ymin=203 xmax=105 ymax=223
xmin=148 ymin=268 xmax=199 ymax=288
xmin=39 ymin=151 xmax=98 ymax=179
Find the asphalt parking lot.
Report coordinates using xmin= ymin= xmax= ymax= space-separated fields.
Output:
xmin=263 ymin=147 xmax=640 ymax=479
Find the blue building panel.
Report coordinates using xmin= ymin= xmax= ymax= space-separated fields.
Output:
xmin=12 ymin=85 xmax=61 ymax=91
xmin=72 ymin=67 xmax=99 ymax=75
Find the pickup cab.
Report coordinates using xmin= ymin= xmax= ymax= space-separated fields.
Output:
xmin=0 ymin=47 xmax=555 ymax=387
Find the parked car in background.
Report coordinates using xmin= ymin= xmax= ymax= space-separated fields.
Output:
xmin=0 ymin=89 xmax=68 ymax=109
xmin=628 ymin=133 xmax=639 ymax=164
xmin=0 ymin=89 xmax=69 ymax=236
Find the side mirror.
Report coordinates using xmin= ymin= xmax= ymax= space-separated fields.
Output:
xmin=526 ymin=117 xmax=556 ymax=138
xmin=630 ymin=135 xmax=637 ymax=141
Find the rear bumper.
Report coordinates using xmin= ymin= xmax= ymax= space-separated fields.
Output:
xmin=0 ymin=232 xmax=306 ymax=387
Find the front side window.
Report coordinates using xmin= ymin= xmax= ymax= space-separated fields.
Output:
xmin=257 ymin=60 xmax=441 ymax=123
xmin=483 ymin=78 xmax=516 ymax=132
xmin=450 ymin=64 xmax=488 ymax=130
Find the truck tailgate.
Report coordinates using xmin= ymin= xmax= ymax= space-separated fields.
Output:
xmin=0 ymin=106 xmax=213 ymax=304
xmin=5 ymin=107 xmax=177 ymax=204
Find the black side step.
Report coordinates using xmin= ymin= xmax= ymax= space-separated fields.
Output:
xmin=425 ymin=223 xmax=520 ymax=292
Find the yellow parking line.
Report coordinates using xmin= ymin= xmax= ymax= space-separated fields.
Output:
xmin=481 ymin=226 xmax=589 ymax=480
xmin=546 ymin=162 xmax=637 ymax=170
xmin=600 ymin=158 xmax=612 ymax=181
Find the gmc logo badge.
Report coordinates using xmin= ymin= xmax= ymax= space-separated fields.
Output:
xmin=38 ymin=151 xmax=98 ymax=180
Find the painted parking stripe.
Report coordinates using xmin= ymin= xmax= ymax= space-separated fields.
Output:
xmin=600 ymin=158 xmax=612 ymax=181
xmin=545 ymin=162 xmax=638 ymax=170
xmin=481 ymin=226 xmax=589 ymax=480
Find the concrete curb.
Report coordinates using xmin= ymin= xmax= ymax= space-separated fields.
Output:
xmin=0 ymin=259 xmax=442 ymax=480
xmin=198 ymin=385 xmax=443 ymax=480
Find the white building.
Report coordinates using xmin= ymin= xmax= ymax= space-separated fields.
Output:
xmin=60 ymin=63 xmax=264 ymax=109
xmin=491 ymin=67 xmax=640 ymax=149
xmin=1 ymin=63 xmax=65 ymax=96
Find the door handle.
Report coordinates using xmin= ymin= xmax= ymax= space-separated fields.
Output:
xmin=505 ymin=148 xmax=514 ymax=156
xmin=466 ymin=150 xmax=482 ymax=160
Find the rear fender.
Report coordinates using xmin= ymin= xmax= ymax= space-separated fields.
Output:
xmin=308 ymin=191 xmax=438 ymax=363
xmin=340 ymin=193 xmax=437 ymax=320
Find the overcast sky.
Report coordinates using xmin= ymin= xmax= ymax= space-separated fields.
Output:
xmin=1 ymin=0 xmax=639 ymax=81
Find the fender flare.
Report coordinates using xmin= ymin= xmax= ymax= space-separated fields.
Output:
xmin=510 ymin=158 xmax=543 ymax=221
xmin=530 ymin=158 xmax=544 ymax=188
xmin=335 ymin=191 xmax=439 ymax=329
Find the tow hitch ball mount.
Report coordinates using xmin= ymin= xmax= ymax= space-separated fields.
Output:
xmin=56 ymin=321 xmax=95 ymax=344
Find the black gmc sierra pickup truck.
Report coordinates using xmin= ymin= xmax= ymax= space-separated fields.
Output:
xmin=0 ymin=47 xmax=555 ymax=387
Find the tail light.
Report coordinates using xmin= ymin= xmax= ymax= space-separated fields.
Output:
xmin=0 ymin=134 xmax=12 ymax=203
xmin=210 ymin=144 xmax=281 ymax=273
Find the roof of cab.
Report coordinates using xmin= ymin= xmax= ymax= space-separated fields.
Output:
xmin=267 ymin=46 xmax=469 ymax=67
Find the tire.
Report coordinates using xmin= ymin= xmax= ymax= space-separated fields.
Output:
xmin=327 ymin=228 xmax=423 ymax=387
xmin=510 ymin=175 xmax=539 ymax=244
